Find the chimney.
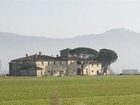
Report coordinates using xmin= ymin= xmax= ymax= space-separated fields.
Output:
xmin=26 ymin=54 xmax=28 ymax=58
xmin=39 ymin=52 xmax=42 ymax=55
xmin=56 ymin=55 xmax=59 ymax=58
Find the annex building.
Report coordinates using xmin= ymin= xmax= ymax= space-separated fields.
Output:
xmin=9 ymin=49 xmax=102 ymax=77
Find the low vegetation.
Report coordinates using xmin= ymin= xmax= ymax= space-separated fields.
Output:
xmin=0 ymin=76 xmax=140 ymax=105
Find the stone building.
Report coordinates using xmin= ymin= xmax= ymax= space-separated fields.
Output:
xmin=9 ymin=52 xmax=51 ymax=77
xmin=122 ymin=69 xmax=139 ymax=75
xmin=9 ymin=49 xmax=102 ymax=77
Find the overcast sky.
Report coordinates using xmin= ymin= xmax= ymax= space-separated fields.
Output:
xmin=0 ymin=0 xmax=140 ymax=38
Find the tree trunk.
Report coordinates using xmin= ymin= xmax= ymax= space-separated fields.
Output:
xmin=101 ymin=65 xmax=108 ymax=75
xmin=81 ymin=65 xmax=83 ymax=76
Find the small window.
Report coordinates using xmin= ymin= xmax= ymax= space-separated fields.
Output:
xmin=92 ymin=64 xmax=93 ymax=67
xmin=48 ymin=71 xmax=50 ymax=73
xmin=54 ymin=70 xmax=56 ymax=73
xmin=92 ymin=71 xmax=94 ymax=72
xmin=54 ymin=61 xmax=56 ymax=65
xmin=97 ymin=64 xmax=99 ymax=67
xmin=77 ymin=61 xmax=81 ymax=64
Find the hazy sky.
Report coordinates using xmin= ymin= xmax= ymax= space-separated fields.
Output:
xmin=0 ymin=0 xmax=140 ymax=38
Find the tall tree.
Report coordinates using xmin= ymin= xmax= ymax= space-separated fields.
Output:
xmin=69 ymin=47 xmax=98 ymax=75
xmin=97 ymin=49 xmax=118 ymax=75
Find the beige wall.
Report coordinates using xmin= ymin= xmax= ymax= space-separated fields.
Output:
xmin=83 ymin=64 xmax=102 ymax=75
xmin=36 ymin=70 xmax=44 ymax=77
xmin=36 ymin=61 xmax=48 ymax=76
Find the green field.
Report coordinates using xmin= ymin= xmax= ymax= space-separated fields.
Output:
xmin=0 ymin=76 xmax=140 ymax=105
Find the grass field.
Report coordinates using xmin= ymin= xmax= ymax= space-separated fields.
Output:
xmin=0 ymin=76 xmax=140 ymax=105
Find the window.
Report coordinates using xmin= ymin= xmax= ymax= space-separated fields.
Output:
xmin=92 ymin=71 xmax=94 ymax=72
xmin=92 ymin=64 xmax=93 ymax=67
xmin=97 ymin=64 xmax=98 ymax=67
xmin=48 ymin=71 xmax=50 ymax=73
xmin=77 ymin=61 xmax=81 ymax=64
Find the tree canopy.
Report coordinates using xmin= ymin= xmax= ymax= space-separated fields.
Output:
xmin=97 ymin=49 xmax=118 ymax=75
xmin=69 ymin=47 xmax=98 ymax=59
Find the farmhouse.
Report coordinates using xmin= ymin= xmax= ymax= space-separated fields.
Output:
xmin=122 ymin=69 xmax=139 ymax=75
xmin=9 ymin=49 xmax=102 ymax=77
